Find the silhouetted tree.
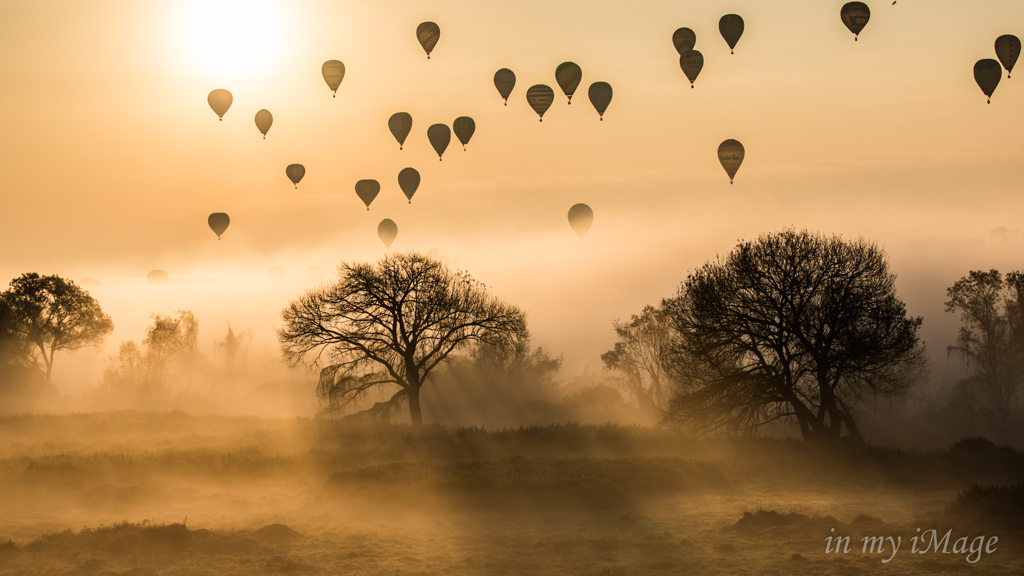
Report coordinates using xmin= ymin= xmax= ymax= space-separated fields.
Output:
xmin=277 ymin=252 xmax=528 ymax=425
xmin=601 ymin=305 xmax=672 ymax=417
xmin=945 ymin=270 xmax=1024 ymax=423
xmin=0 ymin=273 xmax=113 ymax=386
xmin=101 ymin=310 xmax=203 ymax=395
xmin=662 ymin=230 xmax=924 ymax=441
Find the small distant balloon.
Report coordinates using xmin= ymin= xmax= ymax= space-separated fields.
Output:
xmin=254 ymin=109 xmax=272 ymax=138
xmin=378 ymin=219 xmax=398 ymax=249
xmin=974 ymin=59 xmax=1002 ymax=103
xmin=147 ymin=270 xmax=170 ymax=284
xmin=355 ymin=179 xmax=381 ymax=210
xmin=840 ymin=2 xmax=870 ymax=40
xmin=494 ymin=68 xmax=516 ymax=105
xmin=567 ymin=204 xmax=594 ymax=239
xmin=526 ymin=85 xmax=555 ymax=121
xmin=417 ymin=22 xmax=440 ymax=58
xmin=268 ymin=266 xmax=286 ymax=282
xmin=208 ymin=212 xmax=230 ymax=240
xmin=995 ymin=35 xmax=1020 ymax=78
xmin=389 ymin=112 xmax=413 ymax=150
xmin=322 ymin=60 xmax=346 ymax=97
xmin=398 ymin=168 xmax=420 ymax=204
xmin=719 ymin=14 xmax=744 ymax=53
xmin=453 ymin=117 xmax=475 ymax=150
xmin=286 ymin=164 xmax=305 ymax=188
xmin=679 ymin=51 xmax=704 ymax=87
xmin=427 ymin=124 xmax=451 ymax=160
xmin=555 ymin=62 xmax=583 ymax=104
xmin=718 ymin=140 xmax=745 ymax=184
xmin=588 ymin=82 xmax=612 ymax=120
xmin=672 ymin=27 xmax=697 ymax=55
xmin=207 ymin=89 xmax=232 ymax=120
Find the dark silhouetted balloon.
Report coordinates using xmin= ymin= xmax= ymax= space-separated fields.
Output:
xmin=673 ymin=27 xmax=697 ymax=55
xmin=719 ymin=14 xmax=744 ymax=53
xmin=718 ymin=140 xmax=745 ymax=184
xmin=398 ymin=168 xmax=420 ymax=204
xmin=427 ymin=124 xmax=451 ymax=160
xmin=147 ymin=270 xmax=170 ymax=284
xmin=355 ymin=179 xmax=380 ymax=210
xmin=588 ymin=82 xmax=612 ymax=120
xmin=995 ymin=35 xmax=1020 ymax=78
xmin=208 ymin=89 xmax=232 ymax=120
xmin=286 ymin=164 xmax=305 ymax=188
xmin=555 ymin=62 xmax=583 ymax=104
xmin=453 ymin=117 xmax=475 ymax=150
xmin=322 ymin=60 xmax=345 ymax=97
xmin=417 ymin=22 xmax=440 ymax=58
xmin=679 ymin=50 xmax=704 ymax=87
xmin=494 ymin=68 xmax=516 ymax=104
xmin=389 ymin=112 xmax=413 ymax=150
xmin=526 ymin=84 xmax=554 ymax=121
xmin=974 ymin=59 xmax=1002 ymax=103
xmin=840 ymin=2 xmax=870 ymax=40
xmin=378 ymin=219 xmax=398 ymax=248
xmin=268 ymin=266 xmax=285 ymax=282
xmin=208 ymin=212 xmax=230 ymax=240
xmin=255 ymin=109 xmax=272 ymax=138
xmin=567 ymin=204 xmax=594 ymax=239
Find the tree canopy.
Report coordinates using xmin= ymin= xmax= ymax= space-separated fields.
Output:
xmin=601 ymin=305 xmax=672 ymax=417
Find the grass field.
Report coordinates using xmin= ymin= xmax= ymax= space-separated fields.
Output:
xmin=0 ymin=412 xmax=1021 ymax=575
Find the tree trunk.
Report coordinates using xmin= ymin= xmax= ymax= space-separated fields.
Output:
xmin=407 ymin=384 xmax=423 ymax=426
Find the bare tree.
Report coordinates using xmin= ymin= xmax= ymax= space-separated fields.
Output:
xmin=277 ymin=252 xmax=528 ymax=425
xmin=601 ymin=305 xmax=672 ymax=417
xmin=662 ymin=230 xmax=924 ymax=442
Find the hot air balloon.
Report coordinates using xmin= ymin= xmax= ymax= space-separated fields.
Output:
xmin=672 ymin=27 xmax=697 ymax=55
xmin=526 ymin=85 xmax=554 ymax=121
xmin=555 ymin=62 xmax=583 ymax=104
xmin=840 ymin=2 xmax=870 ymax=40
xmin=389 ymin=112 xmax=413 ymax=150
xmin=995 ymin=35 xmax=1020 ymax=78
xmin=268 ymin=266 xmax=286 ymax=282
xmin=286 ymin=164 xmax=305 ymax=188
xmin=679 ymin=51 xmax=704 ymax=87
xmin=208 ymin=212 xmax=230 ymax=240
xmin=355 ymin=179 xmax=380 ymax=210
xmin=453 ymin=117 xmax=475 ymax=150
xmin=494 ymin=68 xmax=516 ymax=105
xmin=417 ymin=22 xmax=440 ymax=58
xmin=974 ymin=59 xmax=1002 ymax=103
xmin=255 ymin=109 xmax=272 ymax=138
xmin=588 ymin=82 xmax=612 ymax=120
xmin=322 ymin=60 xmax=346 ymax=97
xmin=719 ymin=15 xmax=744 ymax=53
xmin=147 ymin=270 xmax=170 ymax=284
xmin=567 ymin=204 xmax=594 ymax=239
xmin=398 ymin=168 xmax=420 ymax=204
xmin=718 ymin=140 xmax=744 ymax=184
xmin=427 ymin=124 xmax=451 ymax=160
xmin=207 ymin=89 xmax=232 ymax=120
xmin=378 ymin=219 xmax=398 ymax=249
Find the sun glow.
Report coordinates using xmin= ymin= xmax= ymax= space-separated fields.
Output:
xmin=174 ymin=0 xmax=291 ymax=81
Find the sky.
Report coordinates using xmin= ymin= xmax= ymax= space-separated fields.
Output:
xmin=0 ymin=0 xmax=1022 ymax=394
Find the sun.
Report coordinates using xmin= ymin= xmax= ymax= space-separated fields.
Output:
xmin=174 ymin=0 xmax=290 ymax=81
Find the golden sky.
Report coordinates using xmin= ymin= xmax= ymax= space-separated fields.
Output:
xmin=1 ymin=0 xmax=1022 ymax=390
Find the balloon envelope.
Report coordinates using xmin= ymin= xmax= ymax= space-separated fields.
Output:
xmin=718 ymin=140 xmax=745 ymax=183
xmin=147 ymin=270 xmax=170 ymax=284
xmin=322 ymin=60 xmax=346 ymax=95
xmin=355 ymin=179 xmax=380 ymax=210
xmin=588 ymin=82 xmax=613 ymax=119
xmin=974 ymin=59 xmax=1002 ymax=102
xmin=526 ymin=84 xmax=554 ymax=121
xmin=995 ymin=35 xmax=1020 ymax=77
xmin=555 ymin=62 xmax=583 ymax=103
xmin=672 ymin=27 xmax=697 ymax=55
xmin=378 ymin=219 xmax=398 ymax=248
xmin=389 ymin=112 xmax=413 ymax=149
xmin=719 ymin=14 xmax=744 ymax=52
xmin=417 ymin=22 xmax=440 ymax=58
xmin=427 ymin=124 xmax=451 ymax=160
xmin=679 ymin=51 xmax=704 ymax=86
xmin=255 ymin=109 xmax=272 ymax=138
xmin=207 ymin=89 xmax=232 ymax=120
xmin=286 ymin=164 xmax=305 ymax=188
xmin=494 ymin=68 xmax=516 ymax=104
xmin=398 ymin=168 xmax=420 ymax=203
xmin=567 ymin=204 xmax=594 ymax=239
xmin=208 ymin=212 xmax=230 ymax=239
xmin=840 ymin=2 xmax=870 ymax=39
xmin=453 ymin=117 xmax=475 ymax=150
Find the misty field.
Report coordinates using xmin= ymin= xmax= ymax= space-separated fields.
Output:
xmin=0 ymin=412 xmax=1021 ymax=576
